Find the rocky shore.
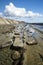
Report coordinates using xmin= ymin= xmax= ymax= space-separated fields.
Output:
xmin=0 ymin=21 xmax=43 ymax=65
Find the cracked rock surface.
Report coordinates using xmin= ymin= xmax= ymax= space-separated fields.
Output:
xmin=0 ymin=23 xmax=43 ymax=65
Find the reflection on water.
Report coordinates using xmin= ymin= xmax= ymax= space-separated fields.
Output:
xmin=32 ymin=25 xmax=43 ymax=32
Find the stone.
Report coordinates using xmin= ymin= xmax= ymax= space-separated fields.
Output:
xmin=25 ymin=36 xmax=37 ymax=45
xmin=11 ymin=51 xmax=20 ymax=60
xmin=0 ymin=34 xmax=12 ymax=47
xmin=13 ymin=38 xmax=24 ymax=47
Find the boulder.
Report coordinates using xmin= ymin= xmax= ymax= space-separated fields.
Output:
xmin=0 ymin=34 xmax=12 ymax=47
xmin=11 ymin=51 xmax=20 ymax=60
xmin=25 ymin=36 xmax=37 ymax=45
xmin=13 ymin=38 xmax=24 ymax=47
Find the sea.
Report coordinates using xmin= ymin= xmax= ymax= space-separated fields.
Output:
xmin=33 ymin=25 xmax=43 ymax=32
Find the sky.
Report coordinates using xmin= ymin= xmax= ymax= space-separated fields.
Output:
xmin=0 ymin=0 xmax=43 ymax=23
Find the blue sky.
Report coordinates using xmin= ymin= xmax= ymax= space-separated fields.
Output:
xmin=0 ymin=0 xmax=43 ymax=23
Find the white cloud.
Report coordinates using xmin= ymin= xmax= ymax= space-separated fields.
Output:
xmin=27 ymin=11 xmax=42 ymax=17
xmin=0 ymin=12 xmax=3 ymax=16
xmin=4 ymin=2 xmax=26 ymax=17
xmin=4 ymin=2 xmax=42 ymax=18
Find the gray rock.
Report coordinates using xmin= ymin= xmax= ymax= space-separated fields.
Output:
xmin=11 ymin=51 xmax=20 ymax=60
xmin=26 ymin=37 xmax=37 ymax=45
xmin=13 ymin=38 xmax=24 ymax=47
